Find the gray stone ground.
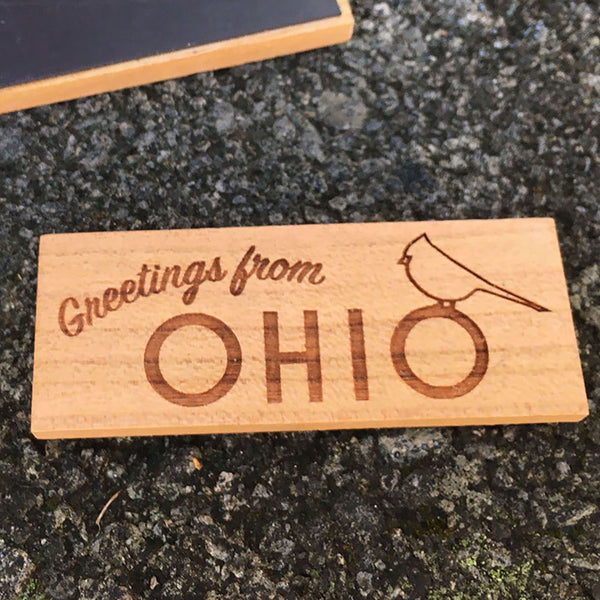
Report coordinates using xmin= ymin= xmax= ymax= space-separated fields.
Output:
xmin=1 ymin=0 xmax=599 ymax=598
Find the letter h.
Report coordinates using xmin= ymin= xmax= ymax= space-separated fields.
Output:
xmin=263 ymin=311 xmax=322 ymax=403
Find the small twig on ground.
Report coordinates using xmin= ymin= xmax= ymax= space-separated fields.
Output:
xmin=95 ymin=490 xmax=121 ymax=527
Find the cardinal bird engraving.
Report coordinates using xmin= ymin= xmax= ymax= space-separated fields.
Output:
xmin=391 ymin=233 xmax=550 ymax=399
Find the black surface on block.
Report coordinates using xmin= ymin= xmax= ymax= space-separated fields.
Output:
xmin=0 ymin=0 xmax=341 ymax=88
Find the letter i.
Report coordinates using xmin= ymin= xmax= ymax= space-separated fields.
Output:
xmin=348 ymin=309 xmax=369 ymax=402
xmin=149 ymin=265 xmax=161 ymax=294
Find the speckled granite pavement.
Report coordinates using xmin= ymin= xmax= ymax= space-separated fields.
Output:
xmin=1 ymin=1 xmax=599 ymax=598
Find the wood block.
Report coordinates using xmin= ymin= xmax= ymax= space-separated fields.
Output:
xmin=31 ymin=219 xmax=588 ymax=439
xmin=0 ymin=0 xmax=353 ymax=115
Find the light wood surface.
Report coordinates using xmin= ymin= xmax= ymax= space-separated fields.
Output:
xmin=32 ymin=219 xmax=588 ymax=439
xmin=0 ymin=0 xmax=353 ymax=115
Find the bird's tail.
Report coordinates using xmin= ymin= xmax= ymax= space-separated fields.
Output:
xmin=476 ymin=287 xmax=550 ymax=312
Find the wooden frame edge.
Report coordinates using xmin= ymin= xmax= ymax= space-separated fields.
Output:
xmin=32 ymin=408 xmax=590 ymax=440
xmin=0 ymin=0 xmax=354 ymax=115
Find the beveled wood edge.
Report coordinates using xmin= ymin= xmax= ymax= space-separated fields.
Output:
xmin=32 ymin=409 xmax=589 ymax=440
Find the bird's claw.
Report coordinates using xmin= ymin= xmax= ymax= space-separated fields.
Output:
xmin=438 ymin=300 xmax=456 ymax=308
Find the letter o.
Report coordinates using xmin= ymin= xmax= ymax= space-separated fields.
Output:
xmin=390 ymin=304 xmax=488 ymax=399
xmin=268 ymin=259 xmax=289 ymax=281
xmin=144 ymin=313 xmax=242 ymax=407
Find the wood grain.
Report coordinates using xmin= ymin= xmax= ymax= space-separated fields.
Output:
xmin=0 ymin=0 xmax=353 ymax=115
xmin=32 ymin=219 xmax=588 ymax=439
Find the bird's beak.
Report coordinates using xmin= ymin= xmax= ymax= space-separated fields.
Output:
xmin=398 ymin=255 xmax=410 ymax=265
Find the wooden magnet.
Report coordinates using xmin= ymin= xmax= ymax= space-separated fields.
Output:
xmin=32 ymin=219 xmax=588 ymax=438
xmin=0 ymin=0 xmax=353 ymax=114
